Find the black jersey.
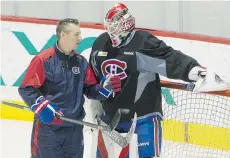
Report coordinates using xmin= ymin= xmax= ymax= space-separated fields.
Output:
xmin=89 ymin=30 xmax=200 ymax=122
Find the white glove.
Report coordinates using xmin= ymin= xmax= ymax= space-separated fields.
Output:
xmin=188 ymin=66 xmax=207 ymax=81
xmin=188 ymin=66 xmax=230 ymax=92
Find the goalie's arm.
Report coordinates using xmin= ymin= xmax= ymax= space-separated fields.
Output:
xmin=138 ymin=33 xmax=202 ymax=82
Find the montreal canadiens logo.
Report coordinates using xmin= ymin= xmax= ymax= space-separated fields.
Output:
xmin=101 ymin=59 xmax=127 ymax=80
xmin=72 ymin=66 xmax=80 ymax=74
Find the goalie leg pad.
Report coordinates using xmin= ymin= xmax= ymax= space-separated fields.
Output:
xmin=96 ymin=131 xmax=139 ymax=158
xmin=96 ymin=114 xmax=162 ymax=158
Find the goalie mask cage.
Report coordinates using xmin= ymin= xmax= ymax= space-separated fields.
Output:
xmin=160 ymin=81 xmax=230 ymax=158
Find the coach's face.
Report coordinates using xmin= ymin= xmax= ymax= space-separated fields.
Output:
xmin=62 ymin=23 xmax=82 ymax=52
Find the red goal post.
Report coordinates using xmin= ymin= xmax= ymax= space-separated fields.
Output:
xmin=160 ymin=80 xmax=230 ymax=97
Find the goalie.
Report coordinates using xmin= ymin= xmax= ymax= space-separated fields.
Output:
xmin=89 ymin=3 xmax=227 ymax=158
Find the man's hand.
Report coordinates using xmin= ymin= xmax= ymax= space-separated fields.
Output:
xmin=31 ymin=96 xmax=63 ymax=124
xmin=98 ymin=73 xmax=121 ymax=98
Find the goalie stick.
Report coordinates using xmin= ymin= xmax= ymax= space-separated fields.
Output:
xmin=96 ymin=112 xmax=137 ymax=148
xmin=109 ymin=108 xmax=130 ymax=131
xmin=2 ymin=101 xmax=137 ymax=147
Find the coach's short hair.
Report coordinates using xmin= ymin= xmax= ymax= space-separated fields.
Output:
xmin=56 ymin=18 xmax=79 ymax=39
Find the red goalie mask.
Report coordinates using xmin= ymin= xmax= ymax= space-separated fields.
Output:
xmin=104 ymin=3 xmax=135 ymax=47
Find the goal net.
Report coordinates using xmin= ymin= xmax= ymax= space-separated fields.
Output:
xmin=160 ymin=81 xmax=230 ymax=158
xmin=83 ymin=80 xmax=230 ymax=158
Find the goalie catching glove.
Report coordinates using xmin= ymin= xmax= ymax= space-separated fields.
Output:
xmin=31 ymin=96 xmax=64 ymax=125
xmin=98 ymin=73 xmax=121 ymax=98
xmin=188 ymin=66 xmax=229 ymax=92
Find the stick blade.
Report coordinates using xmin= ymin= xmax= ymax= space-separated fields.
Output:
xmin=109 ymin=110 xmax=121 ymax=131
xmin=109 ymin=108 xmax=130 ymax=131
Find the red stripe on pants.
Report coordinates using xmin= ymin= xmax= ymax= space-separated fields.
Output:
xmin=32 ymin=121 xmax=40 ymax=156
xmin=153 ymin=117 xmax=159 ymax=157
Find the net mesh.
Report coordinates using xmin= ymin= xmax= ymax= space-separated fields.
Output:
xmin=161 ymin=85 xmax=230 ymax=158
